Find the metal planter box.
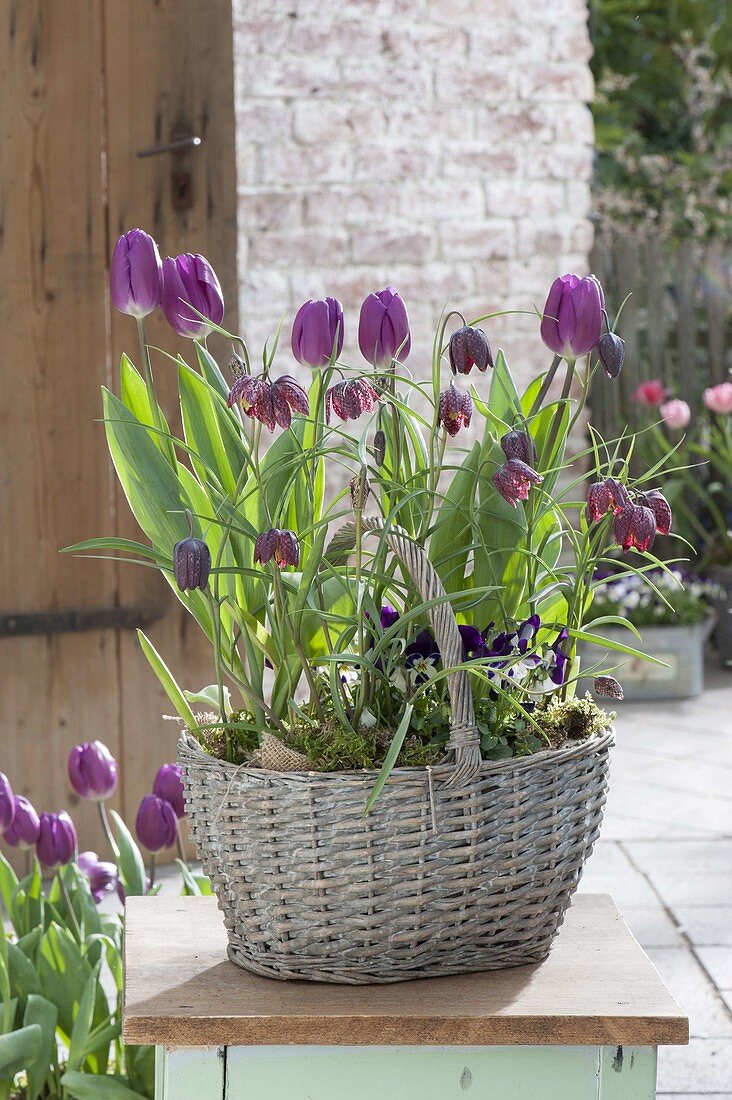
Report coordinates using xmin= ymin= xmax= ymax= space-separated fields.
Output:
xmin=579 ymin=621 xmax=710 ymax=702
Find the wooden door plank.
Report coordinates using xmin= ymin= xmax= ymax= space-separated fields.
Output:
xmin=0 ymin=1 xmax=122 ymax=869
xmin=102 ymin=0 xmax=238 ymax=843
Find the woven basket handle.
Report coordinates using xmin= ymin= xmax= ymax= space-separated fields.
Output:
xmin=324 ymin=517 xmax=481 ymax=787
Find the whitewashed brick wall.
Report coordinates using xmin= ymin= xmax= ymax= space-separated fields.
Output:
xmin=233 ymin=0 xmax=594 ymax=396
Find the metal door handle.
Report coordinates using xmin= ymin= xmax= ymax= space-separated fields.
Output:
xmin=137 ymin=136 xmax=202 ymax=158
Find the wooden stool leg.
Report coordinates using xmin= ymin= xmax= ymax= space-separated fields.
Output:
xmin=155 ymin=1046 xmax=224 ymax=1100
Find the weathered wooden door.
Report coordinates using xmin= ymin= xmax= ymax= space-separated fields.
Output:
xmin=0 ymin=0 xmax=237 ymax=868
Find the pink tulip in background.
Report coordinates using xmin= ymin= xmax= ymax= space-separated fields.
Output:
xmin=632 ymin=379 xmax=667 ymax=406
xmin=703 ymin=382 xmax=732 ymax=415
xmin=660 ymin=399 xmax=691 ymax=430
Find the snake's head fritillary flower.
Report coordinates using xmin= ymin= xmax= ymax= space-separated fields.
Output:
xmin=68 ymin=741 xmax=118 ymax=801
xmin=173 ymin=537 xmax=212 ymax=592
xmin=594 ymin=675 xmax=624 ymax=700
xmin=358 ymin=287 xmax=411 ymax=368
xmin=373 ymin=429 xmax=386 ymax=467
xmin=36 ymin=811 xmax=77 ymax=868
xmin=540 ymin=274 xmax=604 ymax=359
xmin=438 ymin=383 xmax=472 ymax=436
xmin=227 ymin=375 xmax=309 ymax=432
xmin=492 ymin=459 xmax=543 ymax=508
xmin=326 ymin=378 xmax=380 ymax=424
xmin=586 ymin=477 xmax=630 ymax=523
xmin=254 ymin=528 xmax=300 ymax=569
xmin=3 ymin=796 xmax=40 ymax=849
xmin=597 ymin=332 xmax=625 ymax=379
xmin=449 ymin=325 xmax=493 ymax=375
xmin=614 ymin=504 xmax=657 ymax=554
xmin=500 ymin=429 xmax=537 ymax=466
xmin=291 ymin=297 xmax=344 ymax=367
xmin=636 ymin=490 xmax=672 ymax=536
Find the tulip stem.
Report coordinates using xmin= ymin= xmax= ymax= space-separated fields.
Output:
xmin=136 ymin=317 xmax=171 ymax=459
xmin=98 ymin=801 xmax=119 ymax=860
xmin=149 ymin=853 xmax=156 ymax=890
xmin=528 ymin=354 xmax=563 ymax=418
xmin=176 ymin=824 xmax=188 ymax=867
xmin=57 ymin=869 xmax=82 ymax=942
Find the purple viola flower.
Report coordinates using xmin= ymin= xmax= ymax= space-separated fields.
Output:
xmin=153 ymin=764 xmax=186 ymax=820
xmin=358 ymin=287 xmax=411 ymax=368
xmin=0 ymin=772 xmax=14 ymax=832
xmin=547 ymin=628 xmax=571 ymax=686
xmin=161 ymin=253 xmax=224 ymax=340
xmin=540 ymin=274 xmax=604 ymax=360
xmin=291 ymin=297 xmax=344 ymax=367
xmin=380 ymin=605 xmax=400 ymax=630
xmin=68 ymin=741 xmax=118 ymax=802
xmin=36 ymin=811 xmax=76 ymax=868
xmin=135 ymin=795 xmax=177 ymax=853
xmin=516 ymin=614 xmax=540 ymax=654
xmin=3 ymin=796 xmax=40 ymax=849
xmin=458 ymin=625 xmax=487 ymax=659
xmin=110 ymin=229 xmax=163 ymax=318
xmin=404 ymin=629 xmax=440 ymax=683
xmin=77 ymin=851 xmax=118 ymax=903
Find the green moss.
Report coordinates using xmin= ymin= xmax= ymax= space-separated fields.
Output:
xmin=536 ymin=694 xmax=615 ymax=747
xmin=287 ymin=714 xmax=442 ymax=771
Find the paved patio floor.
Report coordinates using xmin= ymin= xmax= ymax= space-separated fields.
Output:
xmin=578 ymin=661 xmax=732 ymax=1098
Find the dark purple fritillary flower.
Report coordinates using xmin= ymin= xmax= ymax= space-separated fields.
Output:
xmin=449 ymin=325 xmax=493 ymax=375
xmin=254 ymin=528 xmax=300 ymax=569
xmin=438 ymin=383 xmax=473 ymax=436
xmin=597 ymin=332 xmax=625 ymax=379
xmin=614 ymin=504 xmax=657 ymax=554
xmin=492 ymin=458 xmax=543 ymax=508
xmin=586 ymin=477 xmax=631 ymax=523
xmin=326 ymin=378 xmax=381 ymax=424
xmin=500 ymin=430 xmax=537 ymax=466
xmin=173 ymin=536 xmax=211 ymax=591
xmin=635 ymin=489 xmax=672 ymax=536
xmin=594 ymin=675 xmax=624 ymax=700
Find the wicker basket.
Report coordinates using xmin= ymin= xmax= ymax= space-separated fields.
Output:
xmin=179 ymin=519 xmax=613 ymax=984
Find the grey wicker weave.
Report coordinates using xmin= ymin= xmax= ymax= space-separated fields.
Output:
xmin=178 ymin=519 xmax=613 ymax=983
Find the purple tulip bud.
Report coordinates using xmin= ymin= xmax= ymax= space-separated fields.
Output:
xmin=614 ymin=504 xmax=656 ymax=554
xmin=291 ymin=297 xmax=344 ymax=367
xmin=0 ymin=772 xmax=14 ymax=832
xmin=449 ymin=325 xmax=493 ymax=375
xmin=109 ymin=229 xmax=163 ymax=318
xmin=358 ymin=287 xmax=411 ymax=368
xmin=326 ymin=378 xmax=381 ymax=424
xmin=540 ymin=274 xmax=604 ymax=359
xmin=492 ymin=459 xmax=543 ymax=508
xmin=153 ymin=764 xmax=187 ymax=819
xmin=161 ymin=253 xmax=224 ymax=340
xmin=597 ymin=332 xmax=625 ymax=379
xmin=173 ymin=536 xmax=212 ymax=591
xmin=36 ymin=811 xmax=76 ymax=868
xmin=135 ymin=795 xmax=177 ymax=853
xmin=3 ymin=796 xmax=40 ymax=849
xmin=500 ymin=429 xmax=537 ymax=465
xmin=77 ymin=851 xmax=118 ymax=903
xmin=635 ymin=489 xmax=672 ymax=536
xmin=438 ymin=383 xmax=472 ymax=436
xmin=254 ymin=528 xmax=300 ymax=569
xmin=594 ymin=675 xmax=624 ymax=700
xmin=68 ymin=741 xmax=118 ymax=802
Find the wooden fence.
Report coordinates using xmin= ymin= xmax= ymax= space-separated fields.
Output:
xmin=589 ymin=229 xmax=731 ymax=439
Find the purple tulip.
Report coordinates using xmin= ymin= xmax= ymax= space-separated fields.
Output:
xmin=110 ymin=229 xmax=163 ymax=318
xmin=0 ymin=772 xmax=14 ymax=832
xmin=116 ymin=875 xmax=152 ymax=904
xmin=358 ymin=287 xmax=411 ymax=368
xmin=135 ymin=795 xmax=177 ymax=852
xmin=291 ymin=297 xmax=344 ymax=367
xmin=540 ymin=274 xmax=604 ymax=360
xmin=36 ymin=811 xmax=76 ymax=868
xmin=68 ymin=741 xmax=118 ymax=802
xmin=77 ymin=851 xmax=118 ymax=903
xmin=161 ymin=253 xmax=224 ymax=340
xmin=153 ymin=764 xmax=187 ymax=819
xmin=3 ymin=796 xmax=40 ymax=849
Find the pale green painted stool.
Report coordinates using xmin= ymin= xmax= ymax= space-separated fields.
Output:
xmin=123 ymin=894 xmax=687 ymax=1099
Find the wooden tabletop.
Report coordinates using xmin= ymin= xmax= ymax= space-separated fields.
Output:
xmin=123 ymin=893 xmax=688 ymax=1048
